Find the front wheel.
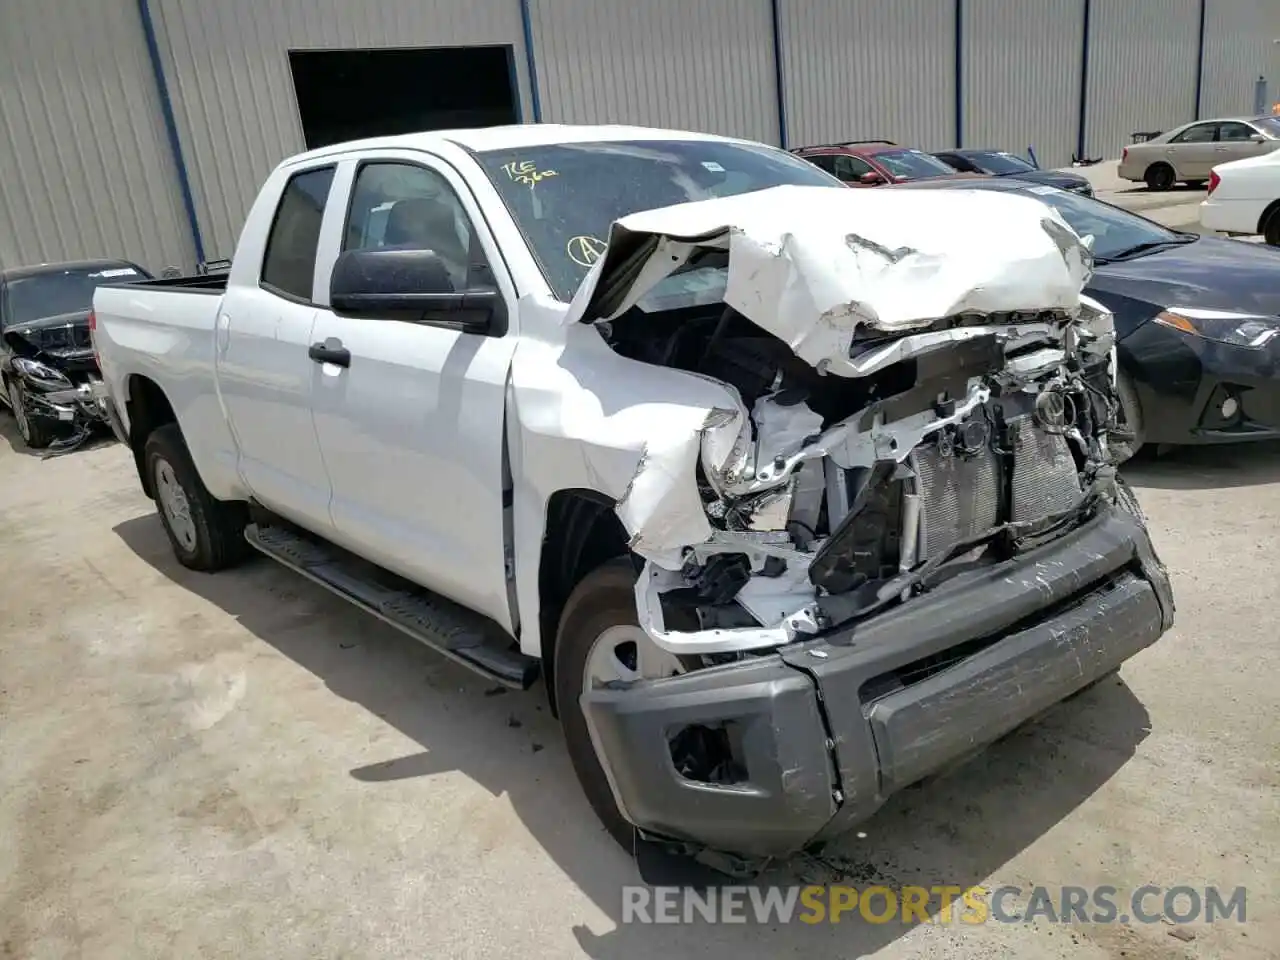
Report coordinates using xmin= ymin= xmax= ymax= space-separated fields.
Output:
xmin=6 ymin=379 xmax=52 ymax=449
xmin=553 ymin=559 xmax=684 ymax=851
xmin=1110 ymin=370 xmax=1145 ymax=464
xmin=143 ymin=423 xmax=249 ymax=571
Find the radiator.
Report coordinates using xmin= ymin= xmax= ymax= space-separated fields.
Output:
xmin=1007 ymin=415 xmax=1083 ymax=522
xmin=910 ymin=440 xmax=1001 ymax=561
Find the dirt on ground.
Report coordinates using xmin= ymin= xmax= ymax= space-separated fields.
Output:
xmin=1 ymin=418 xmax=1277 ymax=960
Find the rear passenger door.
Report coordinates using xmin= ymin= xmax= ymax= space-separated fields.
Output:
xmin=307 ymin=151 xmax=520 ymax=632
xmin=217 ymin=163 xmax=337 ymax=533
xmin=1166 ymin=122 xmax=1218 ymax=179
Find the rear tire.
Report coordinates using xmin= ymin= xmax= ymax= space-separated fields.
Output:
xmin=143 ymin=423 xmax=249 ymax=571
xmin=1263 ymin=207 xmax=1280 ymax=247
xmin=553 ymin=559 xmax=655 ymax=852
xmin=1144 ymin=163 xmax=1175 ymax=192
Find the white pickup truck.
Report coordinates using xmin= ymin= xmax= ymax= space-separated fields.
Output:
xmin=93 ymin=123 xmax=1174 ymax=865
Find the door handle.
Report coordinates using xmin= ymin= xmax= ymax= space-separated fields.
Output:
xmin=308 ymin=337 xmax=351 ymax=368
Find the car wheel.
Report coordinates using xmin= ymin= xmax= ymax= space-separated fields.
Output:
xmin=554 ymin=558 xmax=685 ymax=852
xmin=1111 ymin=370 xmax=1145 ymax=464
xmin=6 ymin=379 xmax=52 ymax=449
xmin=1263 ymin=208 xmax=1280 ymax=247
xmin=143 ymin=423 xmax=250 ymax=571
xmin=1144 ymin=163 xmax=1175 ymax=192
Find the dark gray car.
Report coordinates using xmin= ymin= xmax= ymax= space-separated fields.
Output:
xmin=933 ymin=148 xmax=1094 ymax=195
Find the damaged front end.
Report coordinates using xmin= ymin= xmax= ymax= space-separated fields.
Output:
xmin=4 ymin=318 xmax=110 ymax=454
xmin=570 ymin=185 xmax=1122 ymax=656
xmin=563 ymin=185 xmax=1172 ymax=862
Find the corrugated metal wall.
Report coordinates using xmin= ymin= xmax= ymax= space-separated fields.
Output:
xmin=1084 ymin=0 xmax=1201 ymax=158
xmin=0 ymin=0 xmax=192 ymax=272
xmin=1200 ymin=0 xmax=1277 ymax=119
xmin=147 ymin=0 xmax=529 ymax=260
xmin=778 ymin=0 xmax=956 ymax=150
xmin=961 ymin=0 xmax=1084 ymax=169
xmin=527 ymin=0 xmax=779 ymax=144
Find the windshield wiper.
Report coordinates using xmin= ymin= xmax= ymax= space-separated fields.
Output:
xmin=1096 ymin=235 xmax=1197 ymax=263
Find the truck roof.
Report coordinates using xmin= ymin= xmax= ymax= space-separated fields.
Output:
xmin=286 ymin=123 xmax=747 ymax=166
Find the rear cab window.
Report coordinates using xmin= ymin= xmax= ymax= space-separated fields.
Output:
xmin=260 ymin=165 xmax=337 ymax=301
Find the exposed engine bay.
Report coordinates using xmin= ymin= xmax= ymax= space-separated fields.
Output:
xmin=563 ymin=185 xmax=1123 ymax=656
xmin=600 ymin=293 xmax=1120 ymax=652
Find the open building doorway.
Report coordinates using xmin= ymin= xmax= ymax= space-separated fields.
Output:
xmin=288 ymin=45 xmax=519 ymax=149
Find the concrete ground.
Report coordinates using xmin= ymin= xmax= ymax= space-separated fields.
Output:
xmin=2 ymin=183 xmax=1278 ymax=957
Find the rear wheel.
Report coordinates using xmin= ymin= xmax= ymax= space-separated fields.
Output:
xmin=554 ymin=559 xmax=684 ymax=851
xmin=1263 ymin=207 xmax=1280 ymax=247
xmin=1144 ymin=163 xmax=1175 ymax=192
xmin=6 ymin=379 xmax=52 ymax=449
xmin=143 ymin=423 xmax=249 ymax=571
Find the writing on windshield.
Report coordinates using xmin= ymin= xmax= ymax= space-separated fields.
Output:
xmin=474 ymin=139 xmax=837 ymax=302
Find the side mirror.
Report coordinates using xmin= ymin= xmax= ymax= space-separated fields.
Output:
xmin=329 ymin=247 xmax=503 ymax=335
xmin=859 ymin=171 xmax=885 ymax=185
xmin=1250 ymin=134 xmax=1267 ymax=143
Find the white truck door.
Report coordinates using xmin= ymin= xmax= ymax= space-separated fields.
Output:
xmin=308 ymin=153 xmax=520 ymax=632
xmin=215 ymin=163 xmax=339 ymax=533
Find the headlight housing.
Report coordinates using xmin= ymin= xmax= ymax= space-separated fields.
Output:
xmin=12 ymin=356 xmax=72 ymax=388
xmin=1154 ymin=308 xmax=1280 ymax=349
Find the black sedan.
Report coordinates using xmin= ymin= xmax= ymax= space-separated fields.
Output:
xmin=898 ymin=177 xmax=1280 ymax=459
xmin=932 ymin=149 xmax=1094 ymax=196
xmin=1 ymin=258 xmax=150 ymax=450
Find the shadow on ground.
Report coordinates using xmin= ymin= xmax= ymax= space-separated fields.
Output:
xmin=1122 ymin=440 xmax=1280 ymax=490
xmin=0 ymin=412 xmax=116 ymax=459
xmin=114 ymin=515 xmax=1152 ymax=958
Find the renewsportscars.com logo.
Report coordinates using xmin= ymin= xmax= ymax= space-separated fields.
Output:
xmin=621 ymin=884 xmax=1248 ymax=926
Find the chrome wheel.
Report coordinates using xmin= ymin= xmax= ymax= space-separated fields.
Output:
xmin=583 ymin=624 xmax=684 ymax=691
xmin=154 ymin=456 xmax=197 ymax=551
xmin=8 ymin=381 xmax=30 ymax=443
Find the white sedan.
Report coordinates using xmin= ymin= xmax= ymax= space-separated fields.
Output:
xmin=1199 ymin=149 xmax=1280 ymax=245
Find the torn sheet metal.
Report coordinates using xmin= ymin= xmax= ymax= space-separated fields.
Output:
xmin=565 ymin=185 xmax=1094 ymax=375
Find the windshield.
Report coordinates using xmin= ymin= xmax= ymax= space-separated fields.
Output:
xmin=2 ymin=264 xmax=144 ymax=327
xmin=873 ymin=149 xmax=957 ymax=180
xmin=474 ymin=139 xmax=839 ymax=302
xmin=967 ymin=151 xmax=1036 ymax=175
xmin=1011 ymin=185 xmax=1187 ymax=261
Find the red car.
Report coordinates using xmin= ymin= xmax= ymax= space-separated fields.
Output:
xmin=791 ymin=140 xmax=987 ymax=186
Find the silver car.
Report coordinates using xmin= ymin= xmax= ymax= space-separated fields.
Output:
xmin=1118 ymin=116 xmax=1280 ymax=191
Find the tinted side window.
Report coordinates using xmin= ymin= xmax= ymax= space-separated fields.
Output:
xmin=804 ymin=154 xmax=838 ymax=175
xmin=261 ymin=166 xmax=336 ymax=301
xmin=342 ymin=161 xmax=490 ymax=293
xmin=1171 ymin=124 xmax=1215 ymax=144
xmin=833 ymin=155 xmax=874 ymax=181
xmin=1218 ymin=122 xmax=1256 ymax=142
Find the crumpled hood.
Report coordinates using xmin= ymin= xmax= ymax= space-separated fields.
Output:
xmin=565 ymin=184 xmax=1093 ymax=373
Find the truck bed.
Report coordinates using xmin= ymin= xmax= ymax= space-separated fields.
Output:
xmin=111 ymin=272 xmax=228 ymax=293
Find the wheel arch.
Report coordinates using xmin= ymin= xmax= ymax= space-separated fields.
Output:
xmin=537 ymin=488 xmax=632 ymax=716
xmin=124 ymin=373 xmax=178 ymax=499
xmin=1256 ymin=198 xmax=1280 ymax=238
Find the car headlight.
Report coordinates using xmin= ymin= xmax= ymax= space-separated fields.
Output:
xmin=12 ymin=356 xmax=72 ymax=388
xmin=1154 ymin=308 xmax=1280 ymax=348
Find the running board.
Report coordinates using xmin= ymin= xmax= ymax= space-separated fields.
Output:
xmin=244 ymin=523 xmax=539 ymax=689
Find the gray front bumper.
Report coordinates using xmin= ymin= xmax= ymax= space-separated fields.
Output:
xmin=581 ymin=503 xmax=1174 ymax=859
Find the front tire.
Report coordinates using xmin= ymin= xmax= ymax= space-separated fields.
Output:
xmin=143 ymin=423 xmax=249 ymax=571
xmin=6 ymin=379 xmax=53 ymax=449
xmin=1144 ymin=163 xmax=1175 ymax=191
xmin=553 ymin=559 xmax=684 ymax=852
xmin=1111 ymin=370 xmax=1145 ymax=464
